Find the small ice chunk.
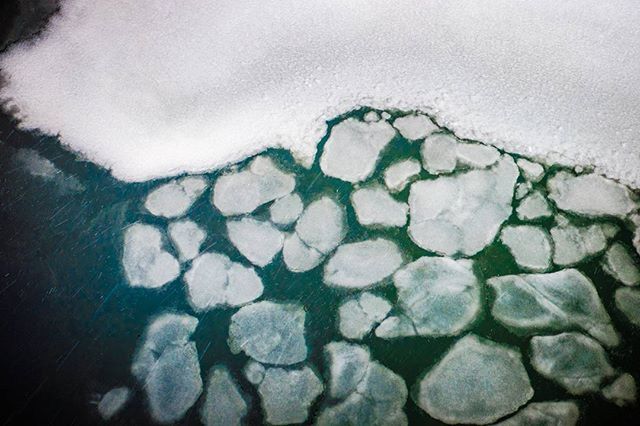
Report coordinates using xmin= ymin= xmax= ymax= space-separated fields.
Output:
xmin=392 ymin=257 xmax=480 ymax=336
xmin=122 ymin=223 xmax=180 ymax=289
xmin=517 ymin=158 xmax=545 ymax=182
xmin=456 ymin=142 xmax=500 ymax=168
xmin=145 ymin=176 xmax=207 ymax=218
xmin=244 ymin=360 xmax=266 ymax=385
xmin=295 ymin=196 xmax=346 ymax=254
xmin=351 ymin=186 xmax=408 ymax=227
xmin=282 ymin=233 xmax=324 ymax=273
xmin=516 ymin=191 xmax=552 ymax=221
xmin=97 ymin=387 xmax=131 ymax=420
xmin=495 ymin=401 xmax=579 ymax=426
xmin=184 ymin=252 xmax=263 ymax=311
xmin=392 ymin=114 xmax=438 ymax=140
xmin=530 ymin=332 xmax=614 ymax=395
xmin=500 ymin=225 xmax=552 ymax=272
xmin=602 ymin=373 xmax=637 ymax=407
xmin=253 ymin=366 xmax=323 ymax=425
xmin=551 ymin=223 xmax=609 ymax=266
xmin=213 ymin=156 xmax=295 ymax=216
xmin=131 ymin=313 xmax=202 ymax=424
xmin=603 ymin=243 xmax=640 ymax=286
xmin=409 ymin=155 xmax=519 ymax=256
xmin=363 ymin=111 xmax=380 ymax=122
xmin=228 ymin=301 xmax=307 ymax=365
xmin=374 ymin=315 xmax=417 ymax=338
xmin=338 ymin=293 xmax=392 ymax=340
xmin=416 ymin=334 xmax=533 ymax=425
xmin=168 ymin=219 xmax=206 ymax=262
xmin=487 ymin=269 xmax=619 ymax=347
xmin=420 ymin=133 xmax=458 ymax=174
xmin=200 ymin=366 xmax=248 ymax=426
xmin=547 ymin=171 xmax=637 ymax=218
xmin=320 ymin=118 xmax=396 ymax=183
xmin=269 ymin=193 xmax=303 ymax=226
xmin=615 ymin=287 xmax=640 ymax=327
xmin=227 ymin=218 xmax=283 ymax=267
xmin=514 ymin=181 xmax=532 ymax=200
xmin=383 ymin=159 xmax=421 ymax=193
xmin=324 ymin=239 xmax=403 ymax=289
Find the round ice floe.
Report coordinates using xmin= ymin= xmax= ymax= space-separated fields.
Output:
xmin=97 ymin=387 xmax=131 ymax=421
xmin=338 ymin=292 xmax=392 ymax=340
xmin=351 ymin=186 xmax=408 ymax=228
xmin=269 ymin=193 xmax=303 ymax=226
xmin=392 ymin=114 xmax=438 ymax=140
xmin=295 ymin=196 xmax=346 ymax=254
xmin=516 ymin=190 xmax=552 ymax=221
xmin=494 ymin=401 xmax=579 ymax=426
xmin=213 ymin=156 xmax=295 ymax=216
xmin=228 ymin=301 xmax=307 ymax=365
xmin=615 ymin=287 xmax=640 ymax=327
xmin=282 ymin=233 xmax=324 ymax=273
xmin=602 ymin=243 xmax=640 ymax=286
xmin=420 ymin=133 xmax=458 ymax=174
xmin=393 ymin=257 xmax=480 ymax=337
xmin=145 ymin=176 xmax=207 ymax=218
xmin=530 ymin=332 xmax=614 ymax=395
xmin=227 ymin=217 xmax=284 ymax=267
xmin=383 ymin=158 xmax=421 ymax=193
xmin=168 ymin=219 xmax=206 ymax=262
xmin=516 ymin=158 xmax=545 ymax=182
xmin=416 ymin=334 xmax=533 ymax=425
xmin=122 ymin=223 xmax=180 ymax=289
xmin=602 ymin=373 xmax=637 ymax=407
xmin=200 ymin=366 xmax=248 ymax=426
xmin=323 ymin=239 xmax=403 ymax=289
xmin=500 ymin=225 xmax=552 ymax=272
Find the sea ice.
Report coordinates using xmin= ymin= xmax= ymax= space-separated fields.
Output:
xmin=495 ymin=401 xmax=579 ymax=426
xmin=455 ymin=142 xmax=500 ymax=168
xmin=244 ymin=360 xmax=266 ymax=385
xmin=131 ymin=313 xmax=202 ymax=424
xmin=228 ymin=301 xmax=307 ymax=365
xmin=168 ymin=219 xmax=206 ymax=262
xmin=145 ymin=176 xmax=207 ymax=218
xmin=392 ymin=114 xmax=438 ymax=140
xmin=200 ymin=366 xmax=248 ymax=426
xmin=323 ymin=239 xmax=403 ymax=289
xmin=551 ymin=223 xmax=610 ymax=266
xmin=602 ymin=243 xmax=640 ymax=286
xmin=487 ymin=269 xmax=619 ymax=347
xmin=517 ymin=158 xmax=545 ymax=182
xmin=516 ymin=191 xmax=552 ymax=221
xmin=416 ymin=334 xmax=533 ymax=425
xmin=269 ymin=193 xmax=303 ymax=226
xmin=97 ymin=387 xmax=131 ymax=420
xmin=213 ymin=156 xmax=295 ymax=216
xmin=602 ymin=373 xmax=637 ymax=407
xmin=514 ymin=181 xmax=533 ymax=200
xmin=295 ymin=196 xmax=346 ymax=254
xmin=615 ymin=287 xmax=640 ymax=327
xmin=351 ymin=186 xmax=408 ymax=227
xmin=420 ymin=133 xmax=458 ymax=174
xmin=227 ymin=218 xmax=284 ymax=267
xmin=363 ymin=111 xmax=381 ymax=122
xmin=392 ymin=257 xmax=480 ymax=337
xmin=282 ymin=233 xmax=324 ymax=273
xmin=338 ymin=292 xmax=392 ymax=340
xmin=374 ymin=315 xmax=417 ymax=338
xmin=408 ymin=155 xmax=518 ymax=256
xmin=122 ymin=223 xmax=180 ymax=289
xmin=320 ymin=118 xmax=396 ymax=183
xmin=500 ymin=225 xmax=552 ymax=272
xmin=547 ymin=172 xmax=637 ymax=218
xmin=530 ymin=332 xmax=614 ymax=395
xmin=13 ymin=148 xmax=85 ymax=193
xmin=184 ymin=252 xmax=263 ymax=311
xmin=383 ymin=159 xmax=421 ymax=193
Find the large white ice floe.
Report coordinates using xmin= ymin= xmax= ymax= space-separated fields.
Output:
xmin=323 ymin=239 xmax=403 ymax=289
xmin=122 ymin=223 xmax=180 ymax=289
xmin=390 ymin=257 xmax=480 ymax=337
xmin=228 ymin=301 xmax=307 ymax=365
xmin=227 ymin=217 xmax=284 ymax=267
xmin=383 ymin=159 xmax=421 ymax=193
xmin=495 ymin=401 xmax=579 ymax=426
xmin=144 ymin=176 xmax=207 ymax=218
xmin=320 ymin=118 xmax=396 ymax=183
xmin=200 ymin=366 xmax=248 ymax=426
xmin=615 ymin=287 xmax=640 ymax=327
xmin=212 ymin=156 xmax=295 ymax=216
xmin=269 ymin=193 xmax=303 ymax=226
xmin=168 ymin=219 xmax=206 ymax=262
xmin=547 ymin=172 xmax=637 ymax=218
xmin=97 ymin=387 xmax=131 ymax=421
xmin=516 ymin=191 xmax=552 ymax=221
xmin=183 ymin=252 xmax=263 ymax=311
xmin=602 ymin=243 xmax=640 ymax=286
xmin=416 ymin=334 xmax=533 ymax=425
xmin=131 ymin=313 xmax=202 ymax=424
xmin=338 ymin=292 xmax=392 ymax=340
xmin=248 ymin=364 xmax=323 ymax=425
xmin=420 ymin=133 xmax=458 ymax=174
xmin=500 ymin=225 xmax=552 ymax=272
xmin=551 ymin=222 xmax=612 ymax=266
xmin=408 ymin=155 xmax=519 ymax=256
xmin=392 ymin=114 xmax=438 ymax=140
xmin=351 ymin=186 xmax=408 ymax=227
xmin=602 ymin=373 xmax=637 ymax=407
xmin=487 ymin=269 xmax=619 ymax=347
xmin=530 ymin=332 xmax=614 ymax=395
xmin=317 ymin=341 xmax=407 ymax=426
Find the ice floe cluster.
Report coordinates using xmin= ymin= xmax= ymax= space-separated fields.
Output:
xmin=107 ymin=111 xmax=640 ymax=424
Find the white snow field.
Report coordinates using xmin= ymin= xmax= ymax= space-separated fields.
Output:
xmin=1 ymin=1 xmax=640 ymax=186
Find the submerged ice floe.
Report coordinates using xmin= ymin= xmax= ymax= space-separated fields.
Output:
xmin=495 ymin=401 xmax=579 ymax=426
xmin=97 ymin=387 xmax=131 ymax=421
xmin=200 ymin=366 xmax=248 ymax=426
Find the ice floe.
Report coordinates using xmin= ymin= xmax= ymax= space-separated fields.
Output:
xmin=97 ymin=387 xmax=131 ymax=421
xmin=282 ymin=233 xmax=325 ymax=273
xmin=338 ymin=292 xmax=392 ymax=340
xmin=122 ymin=223 xmax=180 ymax=289
xmin=269 ymin=193 xmax=303 ymax=226
xmin=200 ymin=366 xmax=248 ymax=426
xmin=168 ymin=219 xmax=206 ymax=262
xmin=323 ymin=239 xmax=403 ymax=289
xmin=517 ymin=158 xmax=545 ymax=183
xmin=145 ymin=176 xmax=207 ymax=218
xmin=551 ymin=222 xmax=611 ymax=266
xmin=500 ymin=225 xmax=552 ymax=272
xmin=295 ymin=196 xmax=346 ymax=255
xmin=227 ymin=218 xmax=284 ymax=267
xmin=487 ymin=269 xmax=619 ymax=347
xmin=516 ymin=191 xmax=552 ymax=221
xmin=228 ymin=301 xmax=307 ymax=365
xmin=530 ymin=332 xmax=614 ymax=395
xmin=495 ymin=401 xmax=579 ymax=426
xmin=455 ymin=142 xmax=500 ymax=169
xmin=392 ymin=114 xmax=437 ymax=140
xmin=351 ymin=186 xmax=408 ymax=227
xmin=374 ymin=314 xmax=417 ymax=339
xmin=416 ymin=334 xmax=533 ymax=425
xmin=615 ymin=287 xmax=640 ymax=327
xmin=383 ymin=159 xmax=421 ymax=193
xmin=420 ymin=133 xmax=458 ymax=174
xmin=602 ymin=243 xmax=640 ymax=286
xmin=602 ymin=373 xmax=637 ymax=407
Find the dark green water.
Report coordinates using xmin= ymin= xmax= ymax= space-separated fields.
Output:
xmin=0 ymin=109 xmax=639 ymax=425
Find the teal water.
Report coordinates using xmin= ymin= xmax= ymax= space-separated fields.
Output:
xmin=1 ymin=109 xmax=639 ymax=425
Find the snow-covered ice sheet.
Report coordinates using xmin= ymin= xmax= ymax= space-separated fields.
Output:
xmin=1 ymin=0 xmax=640 ymax=185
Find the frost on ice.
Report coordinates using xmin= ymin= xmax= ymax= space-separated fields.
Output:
xmin=228 ymin=301 xmax=307 ymax=365
xmin=351 ymin=186 xmax=408 ymax=228
xmin=168 ymin=219 xmax=206 ymax=262
xmin=416 ymin=334 xmax=533 ymax=425
xmin=122 ymin=223 xmax=180 ymax=289
xmin=383 ymin=159 xmax=421 ymax=193
xmin=392 ymin=114 xmax=438 ymax=140
xmin=338 ymin=292 xmax=392 ymax=340
xmin=530 ymin=332 xmax=614 ymax=395
xmin=602 ymin=243 xmax=640 ymax=286
xmin=487 ymin=269 xmax=619 ymax=347
xmin=495 ymin=401 xmax=579 ymax=426
xmin=500 ymin=225 xmax=552 ymax=272
xmin=227 ymin=218 xmax=284 ymax=267
xmin=602 ymin=373 xmax=637 ymax=407
xmin=269 ymin=193 xmax=303 ymax=226
xmin=200 ymin=366 xmax=248 ymax=426
xmin=131 ymin=313 xmax=202 ymax=424
xmin=615 ymin=287 xmax=640 ymax=327
xmin=145 ymin=176 xmax=207 ymax=218
xmin=97 ymin=387 xmax=131 ymax=421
